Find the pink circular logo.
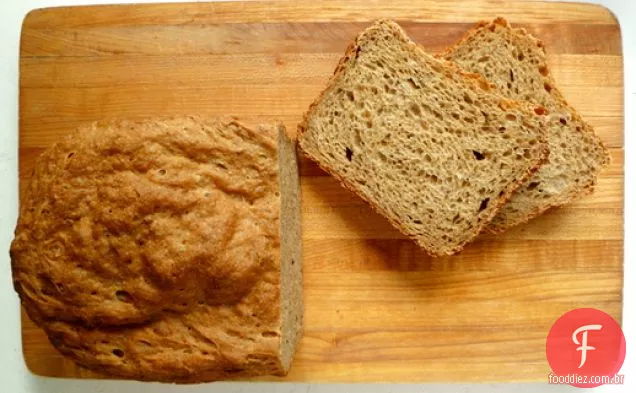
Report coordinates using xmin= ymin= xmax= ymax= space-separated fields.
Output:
xmin=546 ymin=308 xmax=626 ymax=388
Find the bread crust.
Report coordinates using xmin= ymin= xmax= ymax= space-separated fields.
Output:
xmin=298 ymin=20 xmax=549 ymax=256
xmin=11 ymin=116 xmax=293 ymax=382
xmin=440 ymin=17 xmax=611 ymax=233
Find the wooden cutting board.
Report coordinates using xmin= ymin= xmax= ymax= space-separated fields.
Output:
xmin=18 ymin=0 xmax=623 ymax=383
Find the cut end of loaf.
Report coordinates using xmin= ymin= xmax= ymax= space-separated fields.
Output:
xmin=277 ymin=125 xmax=303 ymax=372
xmin=298 ymin=20 xmax=549 ymax=256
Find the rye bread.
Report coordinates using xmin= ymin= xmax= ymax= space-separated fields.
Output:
xmin=298 ymin=20 xmax=549 ymax=256
xmin=10 ymin=116 xmax=303 ymax=382
xmin=440 ymin=17 xmax=610 ymax=232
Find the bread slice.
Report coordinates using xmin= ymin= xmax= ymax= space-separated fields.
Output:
xmin=298 ymin=20 xmax=549 ymax=256
xmin=440 ymin=17 xmax=610 ymax=232
xmin=10 ymin=116 xmax=303 ymax=382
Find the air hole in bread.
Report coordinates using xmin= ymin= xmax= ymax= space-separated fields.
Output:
xmin=112 ymin=349 xmax=124 ymax=358
xmin=472 ymin=150 xmax=486 ymax=160
xmin=527 ymin=182 xmax=540 ymax=191
xmin=478 ymin=198 xmax=490 ymax=212
xmin=158 ymin=169 xmax=166 ymax=175
xmin=498 ymin=126 xmax=506 ymax=132
xmin=463 ymin=93 xmax=474 ymax=105
xmin=509 ymin=70 xmax=515 ymax=82
xmin=451 ymin=112 xmax=460 ymax=120
xmin=410 ymin=104 xmax=422 ymax=116
xmin=505 ymin=114 xmax=517 ymax=121
xmin=534 ymin=107 xmax=547 ymax=115
xmin=544 ymin=83 xmax=552 ymax=93
xmin=407 ymin=77 xmax=420 ymax=89
xmin=506 ymin=82 xmax=512 ymax=89
xmin=478 ymin=56 xmax=490 ymax=62
xmin=538 ymin=65 xmax=549 ymax=76
xmin=115 ymin=290 xmax=132 ymax=303
xmin=345 ymin=147 xmax=353 ymax=161
xmin=138 ymin=340 xmax=152 ymax=346
xmin=517 ymin=53 xmax=525 ymax=61
xmin=413 ymin=219 xmax=422 ymax=224
xmin=291 ymin=259 xmax=296 ymax=265
xmin=261 ymin=331 xmax=279 ymax=338
xmin=67 ymin=152 xmax=75 ymax=159
xmin=559 ymin=118 xmax=568 ymax=125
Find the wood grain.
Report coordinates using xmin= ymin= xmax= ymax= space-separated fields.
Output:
xmin=18 ymin=0 xmax=623 ymax=383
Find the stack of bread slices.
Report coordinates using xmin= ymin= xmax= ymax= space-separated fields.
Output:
xmin=298 ymin=18 xmax=609 ymax=256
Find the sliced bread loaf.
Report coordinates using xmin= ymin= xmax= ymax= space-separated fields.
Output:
xmin=298 ymin=20 xmax=549 ymax=256
xmin=440 ymin=17 xmax=610 ymax=232
xmin=11 ymin=117 xmax=303 ymax=382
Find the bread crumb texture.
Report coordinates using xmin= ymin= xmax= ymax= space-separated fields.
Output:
xmin=11 ymin=116 xmax=287 ymax=382
xmin=298 ymin=20 xmax=548 ymax=256
xmin=441 ymin=17 xmax=610 ymax=232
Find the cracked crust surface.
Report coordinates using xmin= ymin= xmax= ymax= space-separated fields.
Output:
xmin=11 ymin=116 xmax=302 ymax=382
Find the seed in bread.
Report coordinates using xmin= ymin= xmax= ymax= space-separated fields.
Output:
xmin=10 ymin=116 xmax=303 ymax=383
xmin=297 ymin=20 xmax=549 ymax=256
xmin=440 ymin=17 xmax=610 ymax=232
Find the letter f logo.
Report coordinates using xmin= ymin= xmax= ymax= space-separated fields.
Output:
xmin=572 ymin=324 xmax=602 ymax=368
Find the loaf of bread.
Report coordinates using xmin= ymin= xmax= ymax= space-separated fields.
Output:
xmin=10 ymin=117 xmax=303 ymax=382
xmin=298 ymin=20 xmax=549 ymax=256
xmin=440 ymin=18 xmax=610 ymax=232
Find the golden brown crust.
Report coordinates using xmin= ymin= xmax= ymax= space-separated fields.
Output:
xmin=298 ymin=20 xmax=549 ymax=256
xmin=11 ymin=116 xmax=290 ymax=382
